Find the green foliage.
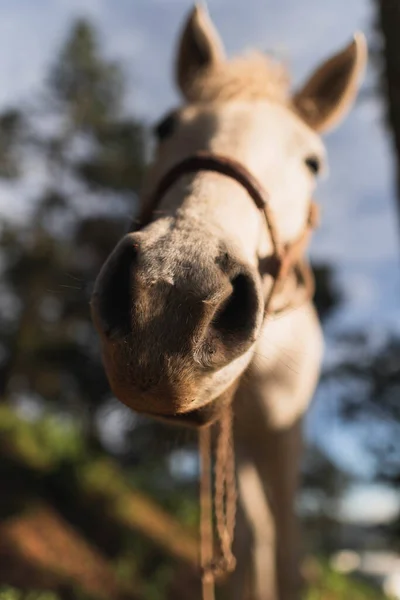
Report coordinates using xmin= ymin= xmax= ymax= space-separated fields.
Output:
xmin=0 ymin=405 xmax=85 ymax=470
xmin=303 ymin=560 xmax=389 ymax=600
xmin=312 ymin=263 xmax=341 ymax=321
xmin=141 ymin=565 xmax=174 ymax=600
xmin=0 ymin=589 xmax=59 ymax=600
xmin=48 ymin=20 xmax=123 ymax=129
xmin=0 ymin=17 xmax=145 ymax=419
xmin=0 ymin=110 xmax=24 ymax=178
xmin=0 ymin=402 xmax=197 ymax=598
xmin=0 ymin=588 xmax=93 ymax=600
xmin=77 ymin=120 xmax=145 ymax=191
xmin=322 ymin=333 xmax=400 ymax=482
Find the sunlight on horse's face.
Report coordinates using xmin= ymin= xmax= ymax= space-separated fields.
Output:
xmin=91 ymin=100 xmax=322 ymax=425
xmin=151 ymin=99 xmax=326 ymax=254
xmin=91 ymin=6 xmax=366 ymax=425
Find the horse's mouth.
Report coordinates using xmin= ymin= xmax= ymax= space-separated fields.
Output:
xmin=155 ymin=398 xmax=222 ymax=428
xmin=145 ymin=386 xmax=236 ymax=429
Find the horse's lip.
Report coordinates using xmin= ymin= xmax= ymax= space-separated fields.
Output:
xmin=142 ymin=398 xmax=222 ymax=428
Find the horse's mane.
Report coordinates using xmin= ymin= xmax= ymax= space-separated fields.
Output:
xmin=185 ymin=52 xmax=291 ymax=104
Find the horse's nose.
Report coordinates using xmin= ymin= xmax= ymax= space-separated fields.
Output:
xmin=91 ymin=235 xmax=262 ymax=362
xmin=91 ymin=235 xmax=139 ymax=337
xmin=203 ymin=264 xmax=262 ymax=361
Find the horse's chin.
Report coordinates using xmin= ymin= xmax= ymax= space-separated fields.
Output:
xmin=154 ymin=396 xmax=227 ymax=428
xmin=145 ymin=381 xmax=239 ymax=429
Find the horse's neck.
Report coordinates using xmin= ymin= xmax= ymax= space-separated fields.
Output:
xmin=246 ymin=301 xmax=323 ymax=429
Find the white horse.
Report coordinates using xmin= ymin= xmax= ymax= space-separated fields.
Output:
xmin=91 ymin=6 xmax=366 ymax=599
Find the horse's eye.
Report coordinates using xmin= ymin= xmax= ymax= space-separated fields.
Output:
xmin=154 ymin=112 xmax=177 ymax=141
xmin=305 ymin=155 xmax=321 ymax=175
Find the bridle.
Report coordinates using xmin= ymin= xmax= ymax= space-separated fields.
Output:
xmin=132 ymin=151 xmax=319 ymax=600
xmin=137 ymin=151 xmax=318 ymax=315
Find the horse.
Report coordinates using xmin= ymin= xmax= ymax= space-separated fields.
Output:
xmin=91 ymin=6 xmax=367 ymax=599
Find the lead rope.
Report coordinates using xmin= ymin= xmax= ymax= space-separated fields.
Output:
xmin=199 ymin=404 xmax=237 ymax=600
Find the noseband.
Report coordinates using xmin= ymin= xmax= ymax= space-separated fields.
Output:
xmin=132 ymin=151 xmax=319 ymax=599
xmin=135 ymin=151 xmax=318 ymax=316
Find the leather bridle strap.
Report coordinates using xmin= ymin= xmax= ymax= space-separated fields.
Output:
xmin=136 ymin=151 xmax=318 ymax=315
xmin=137 ymin=151 xmax=282 ymax=256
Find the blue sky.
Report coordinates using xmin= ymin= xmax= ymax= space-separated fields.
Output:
xmin=0 ymin=0 xmax=373 ymax=113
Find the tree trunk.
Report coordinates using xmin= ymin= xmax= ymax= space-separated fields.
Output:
xmin=375 ymin=0 xmax=400 ymax=226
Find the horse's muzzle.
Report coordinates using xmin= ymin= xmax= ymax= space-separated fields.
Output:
xmin=90 ymin=232 xmax=262 ymax=421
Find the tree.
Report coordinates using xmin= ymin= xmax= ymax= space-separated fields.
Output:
xmin=322 ymin=333 xmax=400 ymax=482
xmin=0 ymin=20 xmax=146 ymax=430
xmin=373 ymin=0 xmax=400 ymax=229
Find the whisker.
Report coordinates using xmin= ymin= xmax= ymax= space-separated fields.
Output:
xmin=64 ymin=272 xmax=84 ymax=282
xmin=255 ymin=338 xmax=304 ymax=370
xmin=260 ymin=338 xmax=304 ymax=365
xmin=252 ymin=349 xmax=301 ymax=376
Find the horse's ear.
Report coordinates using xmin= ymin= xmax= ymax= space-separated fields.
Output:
xmin=293 ymin=33 xmax=367 ymax=133
xmin=176 ymin=4 xmax=226 ymax=101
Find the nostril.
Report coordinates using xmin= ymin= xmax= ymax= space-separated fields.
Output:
xmin=211 ymin=272 xmax=259 ymax=344
xmin=94 ymin=242 xmax=137 ymax=336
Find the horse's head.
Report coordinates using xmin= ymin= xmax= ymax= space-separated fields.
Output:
xmin=91 ymin=6 xmax=366 ymax=426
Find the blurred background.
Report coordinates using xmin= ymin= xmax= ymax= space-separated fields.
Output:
xmin=0 ymin=0 xmax=399 ymax=598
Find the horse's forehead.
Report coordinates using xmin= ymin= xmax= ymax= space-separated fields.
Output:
xmin=177 ymin=101 xmax=322 ymax=154
xmin=145 ymin=99 xmax=325 ymax=252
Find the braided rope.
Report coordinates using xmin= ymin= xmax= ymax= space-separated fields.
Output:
xmin=199 ymin=404 xmax=237 ymax=600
